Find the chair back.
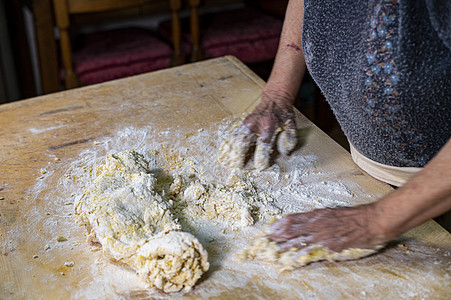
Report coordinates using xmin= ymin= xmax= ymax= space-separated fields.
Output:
xmin=53 ymin=0 xmax=182 ymax=89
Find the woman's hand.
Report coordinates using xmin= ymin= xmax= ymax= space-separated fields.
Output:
xmin=266 ymin=139 xmax=451 ymax=254
xmin=218 ymin=91 xmax=297 ymax=170
xmin=267 ymin=204 xmax=389 ymax=253
xmin=218 ymin=0 xmax=306 ymax=171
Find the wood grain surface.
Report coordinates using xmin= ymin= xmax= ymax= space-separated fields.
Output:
xmin=0 ymin=56 xmax=449 ymax=299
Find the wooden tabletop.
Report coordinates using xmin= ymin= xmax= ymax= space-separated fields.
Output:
xmin=1 ymin=56 xmax=450 ymax=299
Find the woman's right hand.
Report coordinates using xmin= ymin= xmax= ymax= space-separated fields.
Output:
xmin=218 ymin=91 xmax=297 ymax=171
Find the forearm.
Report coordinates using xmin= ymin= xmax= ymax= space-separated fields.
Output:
xmin=372 ymin=139 xmax=451 ymax=240
xmin=263 ymin=0 xmax=306 ymax=103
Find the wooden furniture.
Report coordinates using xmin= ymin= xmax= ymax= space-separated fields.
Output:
xmin=52 ymin=0 xmax=184 ymax=89
xmin=188 ymin=0 xmax=202 ymax=61
xmin=0 ymin=56 xmax=449 ymax=298
xmin=25 ymin=0 xmax=61 ymax=94
xmin=3 ymin=1 xmax=36 ymax=99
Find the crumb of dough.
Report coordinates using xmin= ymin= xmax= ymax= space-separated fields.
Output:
xmin=398 ymin=243 xmax=412 ymax=253
xmin=44 ymin=244 xmax=51 ymax=251
xmin=56 ymin=236 xmax=67 ymax=242
xmin=75 ymin=150 xmax=209 ymax=293
xmin=64 ymin=261 xmax=75 ymax=267
xmin=241 ymin=236 xmax=380 ymax=271
xmin=131 ymin=231 xmax=209 ymax=293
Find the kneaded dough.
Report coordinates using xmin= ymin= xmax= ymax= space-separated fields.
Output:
xmin=241 ymin=236 xmax=379 ymax=271
xmin=169 ymin=172 xmax=280 ymax=228
xmin=75 ymin=150 xmax=209 ymax=293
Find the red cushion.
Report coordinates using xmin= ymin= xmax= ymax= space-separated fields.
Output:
xmin=201 ymin=8 xmax=282 ymax=63
xmin=73 ymin=28 xmax=172 ymax=85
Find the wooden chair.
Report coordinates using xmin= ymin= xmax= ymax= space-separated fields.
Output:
xmin=52 ymin=0 xmax=183 ymax=89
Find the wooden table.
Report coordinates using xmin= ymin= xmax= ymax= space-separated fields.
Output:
xmin=1 ymin=56 xmax=450 ymax=299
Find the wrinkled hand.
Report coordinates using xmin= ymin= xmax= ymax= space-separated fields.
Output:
xmin=218 ymin=92 xmax=297 ymax=170
xmin=267 ymin=205 xmax=388 ymax=253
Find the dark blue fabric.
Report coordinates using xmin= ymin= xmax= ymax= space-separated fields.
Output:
xmin=302 ymin=0 xmax=451 ymax=167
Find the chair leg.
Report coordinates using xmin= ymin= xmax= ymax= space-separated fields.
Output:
xmin=189 ymin=0 xmax=203 ymax=62
xmin=169 ymin=0 xmax=185 ymax=66
xmin=60 ymin=29 xmax=78 ymax=89
xmin=53 ymin=0 xmax=78 ymax=89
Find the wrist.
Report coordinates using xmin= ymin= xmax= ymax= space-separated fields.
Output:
xmin=365 ymin=201 xmax=399 ymax=245
xmin=261 ymin=88 xmax=296 ymax=106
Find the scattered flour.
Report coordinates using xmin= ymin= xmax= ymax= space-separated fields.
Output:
xmin=23 ymin=122 xmax=397 ymax=298
xmin=73 ymin=145 xmax=282 ymax=292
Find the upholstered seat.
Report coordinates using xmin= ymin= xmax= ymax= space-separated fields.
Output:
xmin=52 ymin=0 xmax=183 ymax=89
xmin=73 ymin=28 xmax=172 ymax=85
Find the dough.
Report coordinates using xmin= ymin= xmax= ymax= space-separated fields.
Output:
xmin=75 ymin=149 xmax=282 ymax=291
xmin=75 ymin=150 xmax=209 ymax=293
xmin=169 ymin=172 xmax=281 ymax=228
xmin=241 ymin=236 xmax=379 ymax=271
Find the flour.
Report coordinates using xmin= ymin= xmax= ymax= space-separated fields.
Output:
xmin=29 ymin=124 xmax=66 ymax=134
